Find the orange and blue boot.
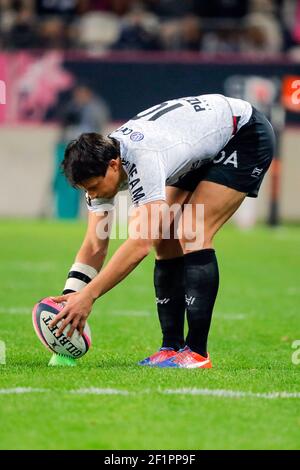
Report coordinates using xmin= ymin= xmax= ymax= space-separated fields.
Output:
xmin=157 ymin=345 xmax=212 ymax=369
xmin=138 ymin=347 xmax=177 ymax=366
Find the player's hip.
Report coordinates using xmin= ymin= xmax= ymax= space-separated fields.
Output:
xmin=168 ymin=107 xmax=275 ymax=198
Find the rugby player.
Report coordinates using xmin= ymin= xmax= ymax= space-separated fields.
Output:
xmin=50 ymin=93 xmax=275 ymax=368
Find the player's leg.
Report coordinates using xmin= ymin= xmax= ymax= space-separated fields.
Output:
xmin=158 ymin=181 xmax=246 ymax=369
xmin=138 ymin=186 xmax=191 ymax=365
xmin=158 ymin=107 xmax=275 ymax=368
xmin=183 ymin=181 xmax=246 ymax=357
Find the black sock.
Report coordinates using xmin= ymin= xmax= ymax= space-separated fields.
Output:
xmin=184 ymin=249 xmax=219 ymax=357
xmin=154 ymin=256 xmax=185 ymax=350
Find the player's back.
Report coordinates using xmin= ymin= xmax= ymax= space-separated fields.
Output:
xmin=110 ymin=94 xmax=252 ymax=187
xmin=112 ymin=94 xmax=251 ymax=160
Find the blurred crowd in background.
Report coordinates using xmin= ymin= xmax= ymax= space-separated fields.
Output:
xmin=0 ymin=0 xmax=300 ymax=57
xmin=1 ymin=2 xmax=299 ymax=222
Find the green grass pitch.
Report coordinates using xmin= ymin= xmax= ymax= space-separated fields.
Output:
xmin=0 ymin=219 xmax=299 ymax=450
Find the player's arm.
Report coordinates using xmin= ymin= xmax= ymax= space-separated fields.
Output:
xmin=62 ymin=210 xmax=111 ymax=295
xmin=83 ymin=201 xmax=163 ymax=297
xmin=50 ymin=200 xmax=165 ymax=336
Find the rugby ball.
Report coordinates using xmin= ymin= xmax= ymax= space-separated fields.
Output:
xmin=32 ymin=297 xmax=91 ymax=358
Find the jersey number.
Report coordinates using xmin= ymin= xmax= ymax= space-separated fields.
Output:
xmin=132 ymin=102 xmax=184 ymax=121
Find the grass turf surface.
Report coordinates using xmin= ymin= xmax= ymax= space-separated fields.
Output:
xmin=0 ymin=219 xmax=299 ymax=450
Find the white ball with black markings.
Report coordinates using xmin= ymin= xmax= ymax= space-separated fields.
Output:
xmin=32 ymin=297 xmax=91 ymax=358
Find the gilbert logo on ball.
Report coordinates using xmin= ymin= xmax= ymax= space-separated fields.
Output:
xmin=32 ymin=297 xmax=91 ymax=358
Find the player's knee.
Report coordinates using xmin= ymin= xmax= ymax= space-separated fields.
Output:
xmin=153 ymin=238 xmax=183 ymax=259
xmin=153 ymin=240 xmax=167 ymax=258
xmin=180 ymin=232 xmax=213 ymax=253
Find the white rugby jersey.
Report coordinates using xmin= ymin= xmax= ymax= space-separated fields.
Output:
xmin=86 ymin=94 xmax=252 ymax=212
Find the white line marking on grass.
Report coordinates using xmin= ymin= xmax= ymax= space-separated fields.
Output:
xmin=4 ymin=261 xmax=57 ymax=272
xmin=287 ymin=287 xmax=300 ymax=295
xmin=0 ymin=388 xmax=48 ymax=395
xmin=110 ymin=310 xmax=151 ymax=317
xmin=133 ymin=286 xmax=150 ymax=293
xmin=161 ymin=388 xmax=300 ymax=399
xmin=6 ymin=283 xmax=34 ymax=289
xmin=273 ymin=229 xmax=300 ymax=240
xmin=0 ymin=387 xmax=300 ymax=399
xmin=0 ymin=307 xmax=30 ymax=314
xmin=110 ymin=311 xmax=247 ymax=320
xmin=69 ymin=388 xmax=132 ymax=396
xmin=216 ymin=313 xmax=246 ymax=320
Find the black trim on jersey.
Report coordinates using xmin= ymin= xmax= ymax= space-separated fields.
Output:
xmin=148 ymin=103 xmax=184 ymax=121
xmin=67 ymin=271 xmax=92 ymax=285
xmin=62 ymin=289 xmax=76 ymax=295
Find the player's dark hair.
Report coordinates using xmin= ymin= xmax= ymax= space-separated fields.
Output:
xmin=62 ymin=133 xmax=120 ymax=186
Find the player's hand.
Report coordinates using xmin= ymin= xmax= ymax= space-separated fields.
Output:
xmin=49 ymin=291 xmax=94 ymax=338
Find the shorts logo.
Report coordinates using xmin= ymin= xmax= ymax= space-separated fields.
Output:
xmin=251 ymin=167 xmax=263 ymax=178
xmin=213 ymin=150 xmax=238 ymax=168
xmin=130 ymin=132 xmax=144 ymax=142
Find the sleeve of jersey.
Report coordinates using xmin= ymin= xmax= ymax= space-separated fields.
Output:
xmin=85 ymin=192 xmax=115 ymax=213
xmin=129 ymin=151 xmax=166 ymax=206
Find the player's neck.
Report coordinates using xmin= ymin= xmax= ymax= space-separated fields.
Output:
xmin=120 ymin=165 xmax=128 ymax=184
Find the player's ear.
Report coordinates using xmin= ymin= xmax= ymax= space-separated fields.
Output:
xmin=108 ymin=158 xmax=121 ymax=172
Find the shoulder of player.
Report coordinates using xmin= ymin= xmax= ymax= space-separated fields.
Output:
xmin=109 ymin=129 xmax=160 ymax=153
